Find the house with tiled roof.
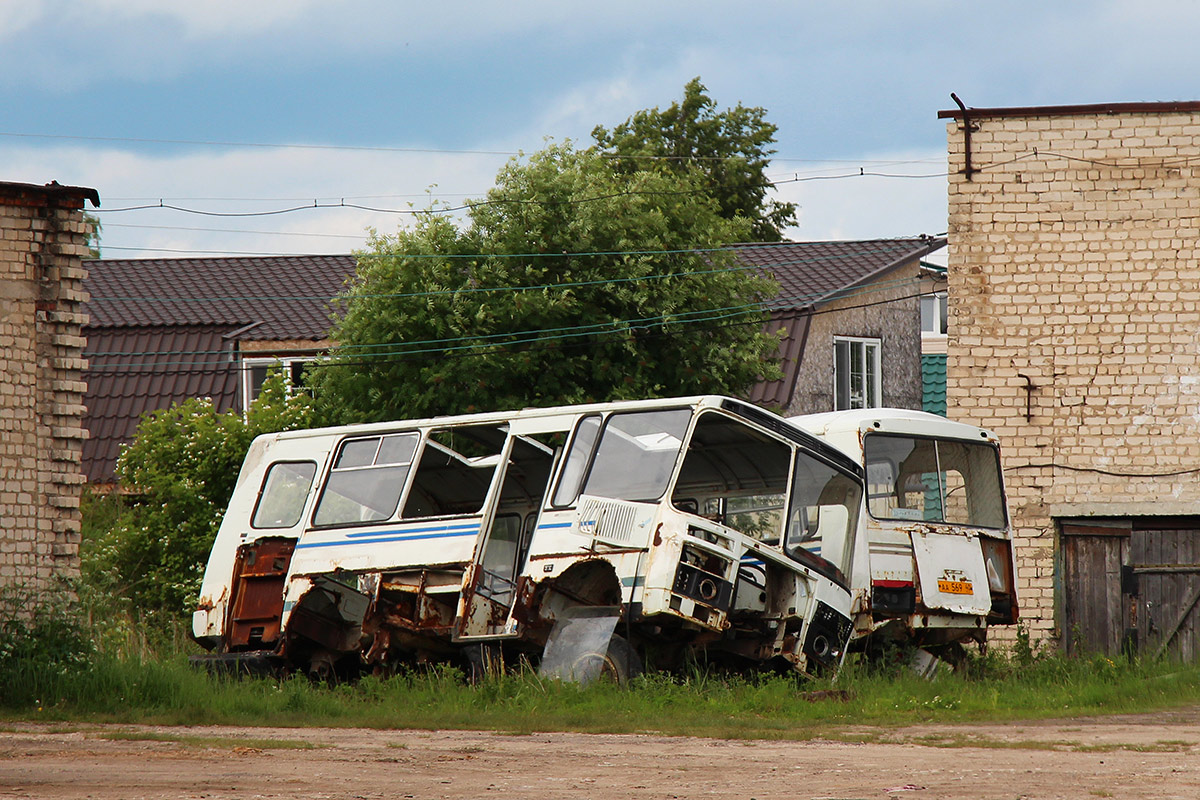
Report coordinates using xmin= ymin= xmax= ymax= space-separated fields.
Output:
xmin=83 ymin=255 xmax=354 ymax=483
xmin=80 ymin=238 xmax=943 ymax=483
xmin=739 ymin=236 xmax=946 ymax=415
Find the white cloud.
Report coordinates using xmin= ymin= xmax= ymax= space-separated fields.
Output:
xmin=0 ymin=4 xmax=40 ymax=36
xmin=0 ymin=143 xmax=508 ymax=258
xmin=85 ymin=0 xmax=327 ymax=37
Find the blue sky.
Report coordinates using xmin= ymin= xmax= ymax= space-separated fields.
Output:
xmin=4 ymin=1 xmax=1200 ymax=258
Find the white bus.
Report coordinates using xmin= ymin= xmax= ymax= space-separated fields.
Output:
xmin=789 ymin=409 xmax=1018 ymax=654
xmin=192 ymin=396 xmax=865 ymax=680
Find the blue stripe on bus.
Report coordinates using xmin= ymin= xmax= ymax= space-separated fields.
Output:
xmin=535 ymin=521 xmax=575 ymax=530
xmin=295 ymin=527 xmax=480 ymax=550
xmin=343 ymin=522 xmax=480 ymax=538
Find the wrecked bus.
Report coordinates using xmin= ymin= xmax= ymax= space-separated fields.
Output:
xmin=788 ymin=409 xmax=1018 ymax=654
xmin=192 ymin=396 xmax=865 ymax=679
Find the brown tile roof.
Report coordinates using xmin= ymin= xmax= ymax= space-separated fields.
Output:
xmin=735 ymin=237 xmax=945 ymax=412
xmin=79 ymin=239 xmax=944 ymax=482
xmin=83 ymin=326 xmax=241 ymax=482
xmin=84 ymin=254 xmax=356 ymax=340
xmin=731 ymin=237 xmax=946 ymax=310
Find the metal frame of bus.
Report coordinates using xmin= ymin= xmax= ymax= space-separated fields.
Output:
xmin=192 ymin=396 xmax=866 ymax=679
xmin=788 ymin=408 xmax=1018 ymax=651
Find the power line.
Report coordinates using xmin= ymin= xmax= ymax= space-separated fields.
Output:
xmin=1 ymin=128 xmax=949 ymax=168
xmin=102 ymin=222 xmax=366 ymax=240
xmin=1005 ymin=462 xmax=1200 ymax=478
xmin=92 ymin=186 xmax=713 ymax=217
xmin=82 ymin=279 xmax=933 ymax=369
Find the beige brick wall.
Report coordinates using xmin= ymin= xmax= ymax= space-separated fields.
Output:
xmin=0 ymin=182 xmax=94 ymax=593
xmin=944 ymin=107 xmax=1200 ymax=646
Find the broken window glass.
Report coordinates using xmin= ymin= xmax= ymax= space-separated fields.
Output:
xmin=785 ymin=453 xmax=862 ymax=579
xmin=863 ymin=434 xmax=1005 ymax=529
xmin=551 ymin=415 xmax=601 ymax=507
xmin=401 ymin=425 xmax=506 ymax=519
xmin=312 ymin=433 xmax=419 ymax=526
xmin=672 ymin=412 xmax=791 ymax=543
xmin=578 ymin=409 xmax=691 ymax=503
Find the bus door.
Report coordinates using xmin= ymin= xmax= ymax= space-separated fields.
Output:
xmin=457 ymin=435 xmax=557 ymax=639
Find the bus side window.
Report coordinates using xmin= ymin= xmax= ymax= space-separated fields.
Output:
xmin=251 ymin=461 xmax=318 ymax=529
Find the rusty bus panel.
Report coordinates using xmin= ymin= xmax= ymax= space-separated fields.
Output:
xmin=225 ymin=538 xmax=295 ymax=650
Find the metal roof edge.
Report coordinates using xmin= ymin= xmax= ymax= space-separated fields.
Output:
xmin=938 ymin=100 xmax=1200 ymax=120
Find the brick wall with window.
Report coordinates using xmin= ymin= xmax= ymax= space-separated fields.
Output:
xmin=784 ymin=265 xmax=923 ymax=416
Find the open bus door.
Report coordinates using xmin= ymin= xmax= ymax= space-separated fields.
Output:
xmin=456 ymin=435 xmax=557 ymax=640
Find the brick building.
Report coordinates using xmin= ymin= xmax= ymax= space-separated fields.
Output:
xmin=0 ymin=181 xmax=96 ymax=591
xmin=940 ymin=101 xmax=1200 ymax=660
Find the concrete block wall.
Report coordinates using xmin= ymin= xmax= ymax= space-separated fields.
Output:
xmin=0 ymin=181 xmax=96 ymax=593
xmin=942 ymin=104 xmax=1200 ymax=645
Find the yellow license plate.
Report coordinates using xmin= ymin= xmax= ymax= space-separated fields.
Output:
xmin=938 ymin=580 xmax=973 ymax=595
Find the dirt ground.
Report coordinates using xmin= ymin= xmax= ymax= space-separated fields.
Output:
xmin=1 ymin=711 xmax=1198 ymax=800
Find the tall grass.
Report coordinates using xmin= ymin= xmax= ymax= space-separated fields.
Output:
xmin=3 ymin=590 xmax=1198 ymax=735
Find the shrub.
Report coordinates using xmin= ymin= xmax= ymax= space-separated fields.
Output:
xmin=84 ymin=372 xmax=313 ymax=618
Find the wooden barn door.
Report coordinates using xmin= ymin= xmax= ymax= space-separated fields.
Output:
xmin=1130 ymin=519 xmax=1200 ymax=662
xmin=1060 ymin=521 xmax=1131 ymax=657
xmin=1060 ymin=517 xmax=1200 ymax=661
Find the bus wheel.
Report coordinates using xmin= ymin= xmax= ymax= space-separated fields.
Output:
xmin=571 ymin=634 xmax=643 ymax=684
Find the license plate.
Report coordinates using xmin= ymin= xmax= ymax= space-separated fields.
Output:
xmin=938 ymin=579 xmax=973 ymax=595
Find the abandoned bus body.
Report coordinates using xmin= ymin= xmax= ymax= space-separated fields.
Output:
xmin=788 ymin=409 xmax=1018 ymax=650
xmin=192 ymin=396 xmax=865 ymax=679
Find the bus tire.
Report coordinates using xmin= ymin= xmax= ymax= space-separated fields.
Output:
xmin=572 ymin=634 xmax=643 ymax=684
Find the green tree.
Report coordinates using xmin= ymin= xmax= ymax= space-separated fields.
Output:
xmin=83 ymin=212 xmax=102 ymax=259
xmin=84 ymin=372 xmax=313 ymax=616
xmin=310 ymin=142 xmax=783 ymax=425
xmin=592 ymin=77 xmax=797 ymax=242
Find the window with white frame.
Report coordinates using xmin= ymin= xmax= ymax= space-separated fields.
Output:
xmin=921 ymin=292 xmax=948 ymax=336
xmin=833 ymin=337 xmax=881 ymax=410
xmin=241 ymin=356 xmax=312 ymax=408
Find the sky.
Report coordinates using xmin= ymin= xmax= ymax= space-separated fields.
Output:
xmin=4 ymin=1 xmax=1200 ymax=259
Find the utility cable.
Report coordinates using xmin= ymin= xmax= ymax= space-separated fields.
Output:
xmin=83 ymin=285 xmax=936 ymax=372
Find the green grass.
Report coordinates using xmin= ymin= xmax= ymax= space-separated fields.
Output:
xmin=2 ymin=648 xmax=1199 ymax=739
xmin=2 ymin=588 xmax=1199 ymax=739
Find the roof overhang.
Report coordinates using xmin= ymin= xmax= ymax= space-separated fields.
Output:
xmin=938 ymin=100 xmax=1200 ymax=121
xmin=0 ymin=180 xmax=100 ymax=209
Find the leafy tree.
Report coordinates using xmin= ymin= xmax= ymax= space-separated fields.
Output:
xmin=83 ymin=212 xmax=102 ymax=259
xmin=310 ymin=142 xmax=783 ymax=425
xmin=83 ymin=373 xmax=313 ymax=616
xmin=592 ymin=77 xmax=797 ymax=242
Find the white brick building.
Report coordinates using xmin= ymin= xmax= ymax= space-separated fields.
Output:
xmin=0 ymin=181 xmax=95 ymax=591
xmin=940 ymin=102 xmax=1200 ymax=660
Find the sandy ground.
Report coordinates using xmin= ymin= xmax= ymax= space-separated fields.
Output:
xmin=0 ymin=711 xmax=1198 ymax=800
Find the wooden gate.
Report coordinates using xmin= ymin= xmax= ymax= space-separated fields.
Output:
xmin=1060 ymin=518 xmax=1200 ymax=661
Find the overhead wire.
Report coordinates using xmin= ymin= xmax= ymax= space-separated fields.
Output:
xmin=82 ymin=275 xmax=934 ymax=371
